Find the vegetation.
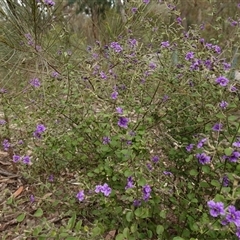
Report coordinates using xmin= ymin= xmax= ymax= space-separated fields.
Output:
xmin=1 ymin=0 xmax=240 ymax=239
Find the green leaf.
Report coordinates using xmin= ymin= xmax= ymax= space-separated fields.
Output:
xmin=67 ymin=213 xmax=76 ymax=230
xmin=196 ymin=117 xmax=203 ymax=122
xmin=59 ymin=233 xmax=69 ymax=238
xmin=134 ymin=208 xmax=142 ymax=217
xmin=115 ymin=233 xmax=125 ymax=240
xmin=87 ymin=172 xmax=94 ymax=177
xmin=126 ymin=211 xmax=134 ymax=222
xmin=228 ymin=115 xmax=238 ymax=122
xmin=92 ymin=226 xmax=101 ymax=237
xmin=75 ymin=220 xmax=82 ymax=231
xmin=34 ymin=208 xmax=43 ymax=217
xmin=224 ymin=148 xmax=233 ymax=156
xmin=215 ymin=194 xmax=225 ymax=202
xmin=123 ymin=228 xmax=130 ymax=238
xmin=156 ymin=225 xmax=164 ymax=235
xmin=216 ymin=113 xmax=225 ymax=119
xmin=202 ymin=165 xmax=210 ymax=173
xmin=17 ymin=213 xmax=26 ymax=222
xmin=147 ymin=230 xmax=153 ymax=238
xmin=130 ymin=223 xmax=137 ymax=233
xmin=200 ymin=181 xmax=210 ymax=188
xmin=173 ymin=237 xmax=185 ymax=240
xmin=124 ymin=170 xmax=134 ymax=177
xmin=140 ymin=208 xmax=149 ymax=218
xmin=159 ymin=210 xmax=166 ymax=219
xmin=137 ymin=177 xmax=147 ymax=186
xmin=185 ymin=155 xmax=193 ymax=162
xmin=211 ymin=180 xmax=221 ymax=187
xmin=6 ymin=197 xmax=13 ymax=205
xmin=189 ymin=169 xmax=198 ymax=176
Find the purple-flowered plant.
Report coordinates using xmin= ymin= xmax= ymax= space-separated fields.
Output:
xmin=118 ymin=117 xmax=129 ymax=128
xmin=196 ymin=153 xmax=211 ymax=164
xmin=207 ymin=200 xmax=225 ymax=217
xmin=76 ymin=190 xmax=85 ymax=202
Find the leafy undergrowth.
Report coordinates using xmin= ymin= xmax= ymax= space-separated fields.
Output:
xmin=2 ymin=1 xmax=240 ymax=240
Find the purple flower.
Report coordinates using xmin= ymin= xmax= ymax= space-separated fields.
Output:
xmin=190 ymin=59 xmax=201 ymax=70
xmin=131 ymin=7 xmax=137 ymax=13
xmin=162 ymin=95 xmax=169 ymax=102
xmin=186 ymin=143 xmax=194 ymax=152
xmin=100 ymin=71 xmax=107 ymax=79
xmin=223 ymin=62 xmax=231 ymax=70
xmin=152 ymin=155 xmax=159 ymax=163
xmin=33 ymin=124 xmax=46 ymax=138
xmin=129 ymin=131 xmax=136 ymax=136
xmin=44 ymin=0 xmax=55 ymax=7
xmin=103 ymin=136 xmax=111 ymax=144
xmin=205 ymin=43 xmax=213 ymax=50
xmin=118 ymin=117 xmax=129 ymax=129
xmin=13 ymin=155 xmax=21 ymax=163
xmin=2 ymin=139 xmax=10 ymax=151
xmin=176 ymin=16 xmax=182 ymax=24
xmin=228 ymin=151 xmax=240 ymax=162
xmin=238 ymin=3 xmax=240 ymax=9
xmin=95 ymin=185 xmax=102 ymax=193
xmin=185 ymin=52 xmax=194 ymax=61
xmin=233 ymin=141 xmax=240 ymax=147
xmin=51 ymin=71 xmax=59 ymax=78
xmin=111 ymin=91 xmax=118 ymax=100
xmin=236 ymin=227 xmax=240 ymax=239
xmin=142 ymin=185 xmax=152 ymax=201
xmin=48 ymin=174 xmax=54 ymax=182
xmin=215 ymin=76 xmax=229 ymax=87
xmin=76 ymin=190 xmax=85 ymax=202
xmin=197 ymin=138 xmax=207 ymax=149
xmin=230 ymin=86 xmax=238 ymax=92
xmin=22 ymin=156 xmax=31 ymax=164
xmin=222 ymin=175 xmax=229 ymax=187
xmin=207 ymin=200 xmax=225 ymax=217
xmin=0 ymin=88 xmax=7 ymax=93
xmin=147 ymin=163 xmax=153 ymax=171
xmin=133 ymin=199 xmax=141 ymax=207
xmin=30 ymin=78 xmax=41 ymax=87
xmin=0 ymin=119 xmax=6 ymax=125
xmin=101 ymin=183 xmax=112 ymax=196
xmin=92 ymin=53 xmax=98 ymax=59
xmin=225 ymin=205 xmax=240 ymax=227
xmin=163 ymin=171 xmax=172 ymax=175
xmin=25 ymin=33 xmax=32 ymax=40
xmin=212 ymin=123 xmax=223 ymax=131
xmin=213 ymin=45 xmax=221 ymax=54
xmin=219 ymin=101 xmax=228 ymax=109
xmin=196 ymin=153 xmax=211 ymax=165
xmin=149 ymin=62 xmax=157 ymax=70
xmin=116 ymin=107 xmax=123 ymax=114
xmin=143 ymin=0 xmax=150 ymax=4
xmin=229 ymin=18 xmax=238 ymax=27
xmin=125 ymin=177 xmax=134 ymax=190
xmin=110 ymin=42 xmax=123 ymax=53
xmin=161 ymin=41 xmax=170 ymax=48
xmin=204 ymin=59 xmax=212 ymax=70
xmin=95 ymin=183 xmax=112 ymax=196
xmin=36 ymin=124 xmax=46 ymax=133
xmin=128 ymin=38 xmax=138 ymax=48
xmin=30 ymin=194 xmax=35 ymax=203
